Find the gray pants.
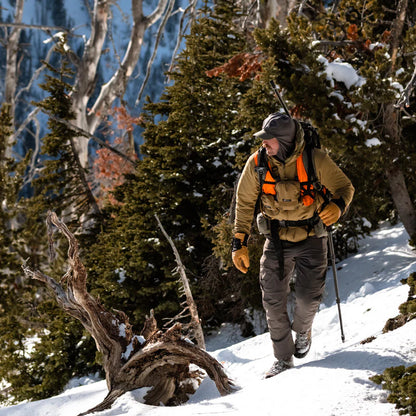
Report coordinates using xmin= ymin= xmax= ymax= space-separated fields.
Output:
xmin=260 ymin=236 xmax=328 ymax=360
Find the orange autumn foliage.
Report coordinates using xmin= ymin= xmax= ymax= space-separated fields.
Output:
xmin=92 ymin=107 xmax=141 ymax=207
xmin=347 ymin=24 xmax=359 ymax=41
xmin=206 ymin=52 xmax=263 ymax=81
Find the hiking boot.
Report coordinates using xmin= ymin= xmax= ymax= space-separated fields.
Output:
xmin=265 ymin=357 xmax=294 ymax=378
xmin=294 ymin=329 xmax=312 ymax=358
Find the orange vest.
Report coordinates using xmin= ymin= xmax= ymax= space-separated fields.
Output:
xmin=254 ymin=150 xmax=326 ymax=207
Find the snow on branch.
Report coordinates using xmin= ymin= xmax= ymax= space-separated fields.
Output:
xmin=396 ymin=58 xmax=416 ymax=110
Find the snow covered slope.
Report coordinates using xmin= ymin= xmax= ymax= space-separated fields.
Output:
xmin=1 ymin=223 xmax=415 ymax=416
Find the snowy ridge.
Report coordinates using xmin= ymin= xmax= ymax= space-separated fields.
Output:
xmin=1 ymin=223 xmax=415 ymax=416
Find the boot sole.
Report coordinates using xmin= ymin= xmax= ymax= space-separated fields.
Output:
xmin=264 ymin=366 xmax=293 ymax=379
xmin=294 ymin=341 xmax=311 ymax=359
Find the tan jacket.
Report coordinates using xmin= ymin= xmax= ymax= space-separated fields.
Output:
xmin=234 ymin=123 xmax=355 ymax=242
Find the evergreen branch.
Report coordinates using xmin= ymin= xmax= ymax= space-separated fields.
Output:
xmin=15 ymin=45 xmax=56 ymax=103
xmin=331 ymin=0 xmax=341 ymax=13
xmin=68 ymin=135 xmax=101 ymax=215
xmin=47 ymin=114 xmax=139 ymax=166
xmin=10 ymin=108 xmax=41 ymax=159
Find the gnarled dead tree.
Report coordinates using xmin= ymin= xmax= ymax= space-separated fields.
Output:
xmin=22 ymin=211 xmax=234 ymax=416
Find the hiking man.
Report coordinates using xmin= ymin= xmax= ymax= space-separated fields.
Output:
xmin=232 ymin=113 xmax=354 ymax=378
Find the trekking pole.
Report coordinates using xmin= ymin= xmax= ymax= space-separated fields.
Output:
xmin=327 ymin=227 xmax=345 ymax=342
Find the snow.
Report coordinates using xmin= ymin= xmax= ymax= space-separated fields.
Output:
xmin=115 ymin=268 xmax=127 ymax=284
xmin=122 ymin=336 xmax=146 ymax=361
xmin=365 ymin=138 xmax=382 ymax=147
xmin=318 ymin=55 xmax=366 ymax=89
xmin=118 ymin=324 xmax=127 ymax=338
xmin=1 ymin=223 xmax=415 ymax=416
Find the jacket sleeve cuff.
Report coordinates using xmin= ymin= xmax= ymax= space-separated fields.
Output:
xmin=232 ymin=233 xmax=249 ymax=251
xmin=332 ymin=197 xmax=346 ymax=214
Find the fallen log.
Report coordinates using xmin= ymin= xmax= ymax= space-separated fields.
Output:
xmin=22 ymin=211 xmax=234 ymax=415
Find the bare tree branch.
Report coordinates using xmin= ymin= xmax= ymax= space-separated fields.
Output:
xmin=47 ymin=114 xmax=139 ymax=166
xmin=145 ymin=0 xmax=170 ymax=26
xmin=155 ymin=214 xmax=206 ymax=350
xmin=242 ymin=0 xmax=259 ymax=30
xmin=396 ymin=57 xmax=416 ymax=109
xmin=3 ymin=0 xmax=197 ymax=225
xmin=0 ymin=22 xmax=69 ymax=32
xmin=167 ymin=0 xmax=198 ymax=79
xmin=21 ymin=117 xmax=41 ymax=187
xmin=136 ymin=0 xmax=176 ymax=105
xmin=15 ymin=42 xmax=56 ymax=103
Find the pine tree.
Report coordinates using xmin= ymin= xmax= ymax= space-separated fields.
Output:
xmin=232 ymin=0 xmax=416 ymax=248
xmin=0 ymin=104 xmax=17 ymax=281
xmin=0 ymin=104 xmax=29 ymax=405
xmin=33 ymin=40 xmax=99 ymax=219
xmin=84 ymin=0 xmax=261 ymax=334
xmin=0 ymin=104 xmax=40 ymax=404
xmin=0 ymin=42 xmax=103 ymax=404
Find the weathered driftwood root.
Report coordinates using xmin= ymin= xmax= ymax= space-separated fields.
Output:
xmin=22 ymin=211 xmax=234 ymax=415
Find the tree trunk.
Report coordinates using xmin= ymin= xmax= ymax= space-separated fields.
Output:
xmin=383 ymin=0 xmax=416 ymax=240
xmin=384 ymin=102 xmax=416 ymax=240
xmin=385 ymin=164 xmax=416 ymax=240
xmin=259 ymin=0 xmax=297 ymax=28
xmin=4 ymin=0 xmax=24 ymax=159
xmin=70 ymin=0 xmax=170 ymax=168
xmin=389 ymin=0 xmax=408 ymax=74
xmin=22 ymin=211 xmax=233 ymax=416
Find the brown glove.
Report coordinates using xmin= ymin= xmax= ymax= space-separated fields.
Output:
xmin=319 ymin=202 xmax=341 ymax=226
xmin=232 ymin=232 xmax=249 ymax=274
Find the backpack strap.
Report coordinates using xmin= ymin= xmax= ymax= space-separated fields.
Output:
xmin=301 ymin=145 xmax=331 ymax=206
xmin=254 ymin=147 xmax=268 ymax=192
